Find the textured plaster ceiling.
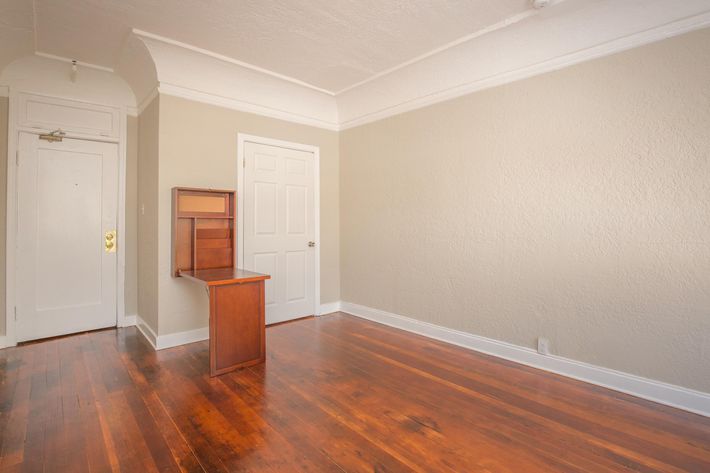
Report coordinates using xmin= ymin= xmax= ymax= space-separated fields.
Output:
xmin=29 ymin=0 xmax=531 ymax=92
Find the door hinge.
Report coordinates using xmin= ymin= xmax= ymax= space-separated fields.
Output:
xmin=15 ymin=150 xmax=19 ymax=166
xmin=14 ymin=307 xmax=17 ymax=321
xmin=243 ymin=159 xmax=246 ymax=168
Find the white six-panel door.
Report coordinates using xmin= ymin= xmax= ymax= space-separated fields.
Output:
xmin=243 ymin=141 xmax=316 ymax=324
xmin=16 ymin=132 xmax=118 ymax=341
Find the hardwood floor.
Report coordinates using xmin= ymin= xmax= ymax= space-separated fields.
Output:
xmin=1 ymin=313 xmax=709 ymax=472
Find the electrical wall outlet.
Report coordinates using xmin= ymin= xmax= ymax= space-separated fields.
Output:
xmin=537 ymin=337 xmax=551 ymax=355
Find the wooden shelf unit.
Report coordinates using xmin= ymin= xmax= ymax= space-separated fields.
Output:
xmin=172 ymin=186 xmax=270 ymax=377
xmin=172 ymin=187 xmax=236 ymax=277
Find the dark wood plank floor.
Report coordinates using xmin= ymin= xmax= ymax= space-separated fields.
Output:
xmin=1 ymin=313 xmax=709 ymax=472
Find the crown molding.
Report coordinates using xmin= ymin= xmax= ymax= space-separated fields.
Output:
xmin=132 ymin=82 xmax=339 ymax=129
xmin=132 ymin=28 xmax=334 ymax=96
xmin=157 ymin=82 xmax=339 ymax=131
xmin=119 ymin=1 xmax=710 ymax=131
xmin=338 ymin=9 xmax=710 ymax=130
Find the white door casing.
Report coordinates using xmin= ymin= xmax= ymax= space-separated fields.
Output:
xmin=15 ymin=132 xmax=119 ymax=341
xmin=242 ymin=139 xmax=317 ymax=324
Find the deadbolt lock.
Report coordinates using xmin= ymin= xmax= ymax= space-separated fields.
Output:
xmin=105 ymin=230 xmax=117 ymax=253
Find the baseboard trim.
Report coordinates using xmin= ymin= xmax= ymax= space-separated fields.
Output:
xmin=339 ymin=302 xmax=710 ymax=418
xmin=318 ymin=301 xmax=342 ymax=315
xmin=0 ymin=335 xmax=15 ymax=349
xmin=135 ymin=316 xmax=158 ymax=349
xmin=120 ymin=314 xmax=137 ymax=327
xmin=134 ymin=316 xmax=209 ymax=350
xmin=155 ymin=326 xmax=209 ymax=350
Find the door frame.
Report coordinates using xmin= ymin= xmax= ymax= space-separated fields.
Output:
xmin=236 ymin=133 xmax=323 ymax=316
xmin=3 ymin=91 xmax=130 ymax=347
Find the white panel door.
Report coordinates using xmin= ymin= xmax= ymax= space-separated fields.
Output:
xmin=244 ymin=141 xmax=315 ymax=324
xmin=16 ymin=132 xmax=118 ymax=342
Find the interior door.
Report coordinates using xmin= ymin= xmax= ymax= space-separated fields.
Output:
xmin=16 ymin=132 xmax=119 ymax=342
xmin=243 ymin=141 xmax=316 ymax=324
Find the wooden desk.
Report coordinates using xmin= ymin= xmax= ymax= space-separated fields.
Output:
xmin=180 ymin=268 xmax=270 ymax=376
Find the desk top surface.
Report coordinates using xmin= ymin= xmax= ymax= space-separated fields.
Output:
xmin=179 ymin=268 xmax=271 ymax=286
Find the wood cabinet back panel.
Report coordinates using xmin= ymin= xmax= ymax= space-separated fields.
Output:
xmin=196 ymin=248 xmax=233 ymax=270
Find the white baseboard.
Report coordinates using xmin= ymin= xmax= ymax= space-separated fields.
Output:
xmin=339 ymin=302 xmax=710 ymax=418
xmin=0 ymin=335 xmax=15 ymax=349
xmin=135 ymin=315 xmax=158 ymax=349
xmin=134 ymin=315 xmax=208 ymax=350
xmin=155 ymin=326 xmax=209 ymax=350
xmin=120 ymin=314 xmax=137 ymax=327
xmin=318 ymin=301 xmax=342 ymax=315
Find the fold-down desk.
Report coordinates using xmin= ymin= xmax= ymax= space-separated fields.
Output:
xmin=180 ymin=268 xmax=271 ymax=376
xmin=172 ymin=187 xmax=271 ymax=376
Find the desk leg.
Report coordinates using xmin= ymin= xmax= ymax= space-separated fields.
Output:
xmin=208 ymin=280 xmax=266 ymax=376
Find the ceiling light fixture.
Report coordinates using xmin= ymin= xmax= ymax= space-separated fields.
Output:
xmin=70 ymin=60 xmax=78 ymax=82
xmin=531 ymin=0 xmax=551 ymax=9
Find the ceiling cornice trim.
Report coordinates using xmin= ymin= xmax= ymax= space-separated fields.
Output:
xmin=132 ymin=29 xmax=335 ymax=96
xmin=339 ymin=9 xmax=710 ymax=130
xmin=121 ymin=4 xmax=710 ymax=131
xmin=157 ymin=82 xmax=340 ymax=131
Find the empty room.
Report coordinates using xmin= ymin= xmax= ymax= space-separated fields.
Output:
xmin=1 ymin=0 xmax=709 ymax=471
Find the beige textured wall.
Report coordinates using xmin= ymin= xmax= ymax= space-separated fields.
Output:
xmin=340 ymin=28 xmax=710 ymax=393
xmin=125 ymin=116 xmax=138 ymax=317
xmin=157 ymin=94 xmax=340 ymax=335
xmin=137 ymin=97 xmax=160 ymax=333
xmin=0 ymin=97 xmax=7 ymax=336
